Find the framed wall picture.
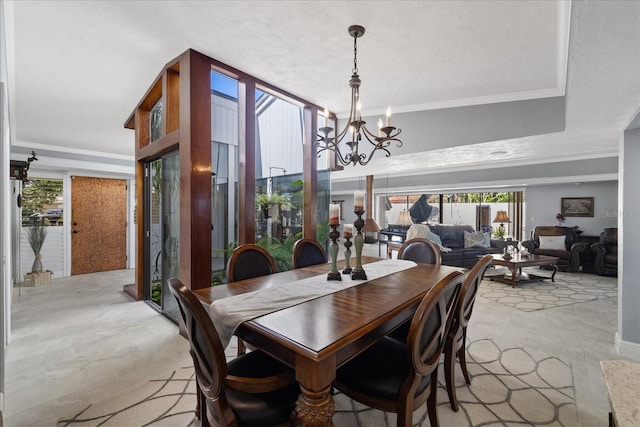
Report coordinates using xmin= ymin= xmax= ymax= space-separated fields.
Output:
xmin=561 ymin=197 xmax=594 ymax=217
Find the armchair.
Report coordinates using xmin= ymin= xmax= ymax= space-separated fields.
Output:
xmin=521 ymin=226 xmax=588 ymax=272
xmin=591 ymin=228 xmax=618 ymax=276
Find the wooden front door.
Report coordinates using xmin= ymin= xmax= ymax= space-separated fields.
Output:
xmin=71 ymin=176 xmax=127 ymax=275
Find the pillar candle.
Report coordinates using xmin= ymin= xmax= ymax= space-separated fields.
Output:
xmin=329 ymin=203 xmax=340 ymax=225
xmin=343 ymin=224 xmax=353 ymax=238
xmin=354 ymin=191 xmax=365 ymax=211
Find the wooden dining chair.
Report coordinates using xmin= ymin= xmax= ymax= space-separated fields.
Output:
xmin=226 ymin=244 xmax=277 ymax=355
xmin=334 ymin=271 xmax=463 ymax=427
xmin=168 ymin=278 xmax=299 ymax=427
xmin=388 ymin=238 xmax=442 ymax=342
xmin=397 ymin=238 xmax=441 ymax=266
xmin=443 ymin=254 xmax=493 ymax=412
xmin=226 ymin=244 xmax=277 ymax=282
xmin=292 ymin=238 xmax=327 ymax=269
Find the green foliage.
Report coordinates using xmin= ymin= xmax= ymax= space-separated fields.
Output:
xmin=255 ymin=192 xmax=292 ymax=210
xmin=441 ymin=192 xmax=511 ymax=203
xmin=211 ymin=271 xmax=226 ymax=286
xmin=151 ymin=281 xmax=162 ymax=305
xmin=21 ymin=179 xmax=63 ymax=218
xmin=257 ymin=232 xmax=302 ymax=272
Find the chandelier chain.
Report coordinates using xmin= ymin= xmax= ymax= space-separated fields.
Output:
xmin=352 ymin=34 xmax=358 ymax=75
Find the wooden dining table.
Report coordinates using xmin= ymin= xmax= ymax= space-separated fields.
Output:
xmin=194 ymin=255 xmax=463 ymax=426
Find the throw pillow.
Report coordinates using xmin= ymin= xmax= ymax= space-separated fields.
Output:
xmin=406 ymin=224 xmax=430 ymax=240
xmin=538 ymin=235 xmax=566 ymax=251
xmin=425 ymin=230 xmax=452 ymax=252
xmin=464 ymin=230 xmax=490 ymax=248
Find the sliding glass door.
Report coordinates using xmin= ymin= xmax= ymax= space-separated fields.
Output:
xmin=144 ymin=152 xmax=180 ymax=321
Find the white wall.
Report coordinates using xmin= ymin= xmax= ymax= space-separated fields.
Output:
xmin=619 ymin=126 xmax=640 ymax=360
xmin=524 ymin=181 xmax=618 ymax=238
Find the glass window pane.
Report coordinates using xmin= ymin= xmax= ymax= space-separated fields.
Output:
xmin=255 ymin=90 xmax=304 ymax=270
xmin=211 ymin=70 xmax=240 ymax=284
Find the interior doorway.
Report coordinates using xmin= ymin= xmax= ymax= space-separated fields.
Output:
xmin=71 ymin=176 xmax=127 ymax=275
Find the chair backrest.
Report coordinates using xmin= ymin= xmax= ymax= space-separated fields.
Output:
xmin=600 ymin=227 xmax=618 ymax=249
xmin=226 ymin=244 xmax=276 ymax=282
xmin=292 ymin=238 xmax=327 ymax=269
xmin=456 ymin=255 xmax=493 ymax=331
xmin=397 ymin=238 xmax=442 ymax=266
xmin=168 ymin=278 xmax=227 ymax=404
xmin=407 ymin=271 xmax=463 ymax=376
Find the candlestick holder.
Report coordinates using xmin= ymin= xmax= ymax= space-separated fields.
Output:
xmin=342 ymin=236 xmax=353 ymax=274
xmin=351 ymin=209 xmax=367 ymax=280
xmin=327 ymin=224 xmax=342 ymax=281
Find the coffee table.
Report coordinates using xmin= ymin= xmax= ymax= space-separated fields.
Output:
xmin=483 ymin=253 xmax=559 ymax=288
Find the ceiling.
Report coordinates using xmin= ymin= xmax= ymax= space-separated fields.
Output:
xmin=6 ymin=0 xmax=640 ymax=181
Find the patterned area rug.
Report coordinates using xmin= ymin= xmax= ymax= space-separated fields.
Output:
xmin=478 ymin=269 xmax=617 ymax=311
xmin=58 ymin=338 xmax=577 ymax=427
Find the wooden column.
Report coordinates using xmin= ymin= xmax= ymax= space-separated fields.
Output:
xmin=303 ymin=106 xmax=318 ymax=238
xmin=238 ymin=79 xmax=256 ymax=244
xmin=179 ymin=50 xmax=212 ymax=290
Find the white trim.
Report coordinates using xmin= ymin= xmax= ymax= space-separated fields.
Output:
xmin=16 ymin=159 xmax=134 ymax=178
xmin=615 ymin=332 xmax=640 ymax=362
xmin=12 ymin=140 xmax=134 ymax=162
xmin=63 ymin=174 xmax=71 ymax=277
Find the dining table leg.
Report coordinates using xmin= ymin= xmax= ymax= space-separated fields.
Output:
xmin=294 ymin=355 xmax=336 ymax=426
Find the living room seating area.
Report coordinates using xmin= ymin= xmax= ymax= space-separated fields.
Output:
xmin=521 ymin=226 xmax=587 ymax=272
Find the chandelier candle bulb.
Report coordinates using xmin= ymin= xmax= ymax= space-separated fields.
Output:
xmin=386 ymin=106 xmax=391 ymax=126
xmin=377 ymin=118 xmax=383 ymax=137
xmin=343 ymin=224 xmax=353 ymax=238
xmin=329 ymin=204 xmax=341 ymax=225
xmin=354 ymin=191 xmax=365 ymax=211
xmin=324 ymin=106 xmax=329 ymax=127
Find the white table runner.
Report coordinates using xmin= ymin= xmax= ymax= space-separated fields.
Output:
xmin=210 ymin=259 xmax=417 ymax=349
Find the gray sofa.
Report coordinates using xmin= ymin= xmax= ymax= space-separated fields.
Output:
xmin=425 ymin=224 xmax=502 ymax=268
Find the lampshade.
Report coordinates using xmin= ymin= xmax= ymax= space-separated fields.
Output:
xmin=395 ymin=210 xmax=413 ymax=226
xmin=493 ymin=210 xmax=511 ymax=224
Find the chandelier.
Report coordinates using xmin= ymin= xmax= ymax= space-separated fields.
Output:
xmin=317 ymin=25 xmax=403 ymax=167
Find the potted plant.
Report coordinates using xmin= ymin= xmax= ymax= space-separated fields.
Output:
xmin=256 ymin=192 xmax=291 ymax=219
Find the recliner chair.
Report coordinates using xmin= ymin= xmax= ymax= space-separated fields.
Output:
xmin=521 ymin=226 xmax=587 ymax=272
xmin=591 ymin=228 xmax=617 ymax=276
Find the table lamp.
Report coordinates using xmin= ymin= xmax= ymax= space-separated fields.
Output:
xmin=493 ymin=210 xmax=511 ymax=239
xmin=395 ymin=210 xmax=413 ymax=226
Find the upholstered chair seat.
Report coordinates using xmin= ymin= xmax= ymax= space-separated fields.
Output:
xmin=334 ymin=337 xmax=431 ymax=401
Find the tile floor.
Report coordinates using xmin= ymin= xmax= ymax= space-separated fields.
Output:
xmin=2 ymin=243 xmax=627 ymax=426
